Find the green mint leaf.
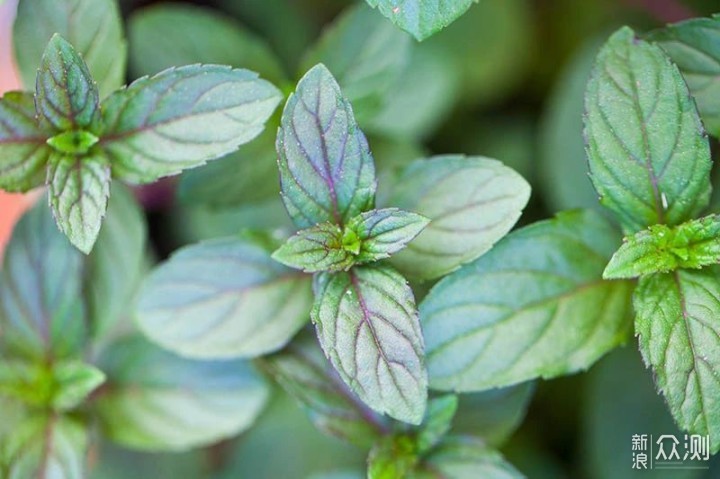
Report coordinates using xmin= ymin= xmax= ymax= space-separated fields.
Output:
xmin=1 ymin=415 xmax=87 ymax=479
xmin=0 ymin=202 xmax=86 ymax=361
xmin=0 ymin=91 xmax=51 ymax=192
xmin=259 ymin=332 xmax=387 ymax=447
xmin=421 ymin=210 xmax=633 ymax=392
xmin=604 ymin=215 xmax=720 ymax=279
xmin=85 ymin=184 xmax=147 ymax=339
xmin=634 ymin=268 xmax=720 ymax=453
xmin=96 ymin=335 xmax=269 ymax=452
xmin=13 ymin=0 xmax=126 ymax=98
xmin=50 ymin=361 xmax=105 ymax=411
xmin=272 ymin=223 xmax=354 ymax=273
xmin=47 ymin=153 xmax=111 ymax=254
xmin=278 ymin=64 xmax=376 ymax=228
xmin=648 ymin=16 xmax=720 ymax=137
xmin=46 ymin=130 xmax=99 ymax=155
xmin=99 ymin=65 xmax=281 ymax=184
xmin=302 ymin=4 xmax=411 ymax=124
xmin=412 ymin=437 xmax=524 ymax=478
xmin=365 ymin=0 xmax=476 ymax=41
xmin=312 ymin=265 xmax=427 ymax=424
xmin=128 ymin=3 xmax=286 ymax=85
xmin=417 ymin=395 xmax=458 ymax=454
xmin=137 ymin=237 xmax=312 ymax=359
xmin=584 ymin=27 xmax=712 ymax=233
xmin=347 ymin=208 xmax=429 ymax=263
xmin=36 ymin=35 xmax=100 ymax=132
xmin=368 ymin=435 xmax=418 ymax=479
xmin=388 ymin=156 xmax=530 ymax=281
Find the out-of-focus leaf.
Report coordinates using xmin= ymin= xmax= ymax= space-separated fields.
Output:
xmin=417 ymin=395 xmax=458 ymax=453
xmin=411 ymin=437 xmax=524 ymax=478
xmin=365 ymin=0 xmax=475 ymax=41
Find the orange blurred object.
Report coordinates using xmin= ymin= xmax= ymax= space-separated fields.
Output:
xmin=0 ymin=0 xmax=38 ymax=256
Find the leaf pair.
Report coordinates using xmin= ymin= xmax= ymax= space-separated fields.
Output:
xmin=0 ymin=34 xmax=281 ymax=253
xmin=584 ymin=27 xmax=720 ymax=452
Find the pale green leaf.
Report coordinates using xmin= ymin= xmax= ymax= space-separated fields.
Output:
xmin=50 ymin=361 xmax=105 ymax=411
xmin=302 ymin=4 xmax=411 ymax=123
xmin=259 ymin=332 xmax=387 ymax=447
xmin=604 ymin=215 xmax=720 ymax=279
xmin=99 ymin=65 xmax=281 ymax=184
xmin=85 ymin=183 xmax=147 ymax=339
xmin=347 ymin=208 xmax=429 ymax=264
xmin=0 ymin=91 xmax=51 ymax=192
xmin=388 ymin=156 xmax=530 ymax=281
xmin=137 ymin=236 xmax=312 ymax=359
xmin=312 ymin=265 xmax=427 ymax=424
xmin=128 ymin=3 xmax=285 ymax=85
xmin=96 ymin=335 xmax=269 ymax=451
xmin=417 ymin=395 xmax=458 ymax=453
xmin=47 ymin=152 xmax=111 ymax=254
xmin=1 ymin=415 xmax=87 ymax=479
xmin=368 ymin=435 xmax=418 ymax=479
xmin=648 ymin=16 xmax=720 ymax=137
xmin=13 ymin=0 xmax=126 ymax=98
xmin=272 ymin=223 xmax=354 ymax=273
xmin=421 ymin=210 xmax=633 ymax=391
xmin=584 ymin=27 xmax=712 ymax=233
xmin=0 ymin=202 xmax=86 ymax=361
xmin=277 ymin=64 xmax=376 ymax=228
xmin=365 ymin=0 xmax=476 ymax=41
xmin=634 ymin=268 xmax=720 ymax=453
xmin=411 ymin=437 xmax=524 ymax=479
xmin=36 ymin=35 xmax=100 ymax=132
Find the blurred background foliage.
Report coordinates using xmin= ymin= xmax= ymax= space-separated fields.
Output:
xmin=82 ymin=0 xmax=720 ymax=476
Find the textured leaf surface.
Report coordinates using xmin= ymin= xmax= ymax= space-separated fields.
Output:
xmin=128 ymin=3 xmax=285 ymax=84
xmin=312 ymin=265 xmax=427 ymax=424
xmin=421 ymin=210 xmax=633 ymax=391
xmin=96 ymin=335 xmax=269 ymax=451
xmin=0 ymin=203 xmax=85 ymax=361
xmin=584 ymin=27 xmax=712 ymax=233
xmin=365 ymin=0 xmax=476 ymax=41
xmin=348 ymin=208 xmax=429 ymax=264
xmin=85 ymin=184 xmax=147 ymax=338
xmin=604 ymin=215 xmax=720 ymax=279
xmin=388 ymin=156 xmax=530 ymax=281
xmin=100 ymin=65 xmax=281 ymax=184
xmin=137 ymin=237 xmax=312 ymax=359
xmin=272 ymin=223 xmax=354 ymax=273
xmin=13 ymin=0 xmax=126 ymax=98
xmin=411 ymin=437 xmax=523 ymax=479
xmin=47 ymin=153 xmax=111 ymax=254
xmin=302 ymin=4 xmax=411 ymax=123
xmin=1 ymin=415 xmax=87 ymax=479
xmin=277 ymin=64 xmax=376 ymax=228
xmin=259 ymin=332 xmax=387 ymax=447
xmin=634 ymin=269 xmax=720 ymax=453
xmin=0 ymin=91 xmax=50 ymax=192
xmin=648 ymin=16 xmax=720 ymax=137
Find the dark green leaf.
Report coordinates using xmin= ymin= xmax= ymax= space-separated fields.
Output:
xmin=0 ymin=202 xmax=86 ymax=361
xmin=85 ymin=183 xmax=147 ymax=339
xmin=604 ymin=215 xmax=720 ymax=279
xmin=417 ymin=395 xmax=457 ymax=453
xmin=421 ymin=210 xmax=633 ymax=391
xmin=302 ymin=4 xmax=411 ymax=123
xmin=584 ymin=27 xmax=712 ymax=233
xmin=259 ymin=332 xmax=387 ymax=447
xmin=0 ymin=415 xmax=87 ymax=479
xmin=411 ymin=437 xmax=523 ymax=479
xmin=0 ymin=91 xmax=51 ymax=192
xmin=99 ymin=65 xmax=281 ymax=184
xmin=137 ymin=237 xmax=312 ymax=359
xmin=365 ymin=0 xmax=476 ymax=41
xmin=277 ymin=64 xmax=376 ymax=228
xmin=47 ymin=152 xmax=111 ymax=254
xmin=96 ymin=335 xmax=269 ymax=451
xmin=36 ymin=35 xmax=100 ymax=132
xmin=347 ymin=208 xmax=429 ymax=264
xmin=388 ymin=156 xmax=530 ymax=281
xmin=648 ymin=16 xmax=720 ymax=137
xmin=272 ymin=222 xmax=354 ymax=273
xmin=634 ymin=268 xmax=720 ymax=453
xmin=128 ymin=3 xmax=285 ymax=85
xmin=368 ymin=435 xmax=418 ymax=479
xmin=13 ymin=0 xmax=126 ymax=98
xmin=312 ymin=265 xmax=427 ymax=424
